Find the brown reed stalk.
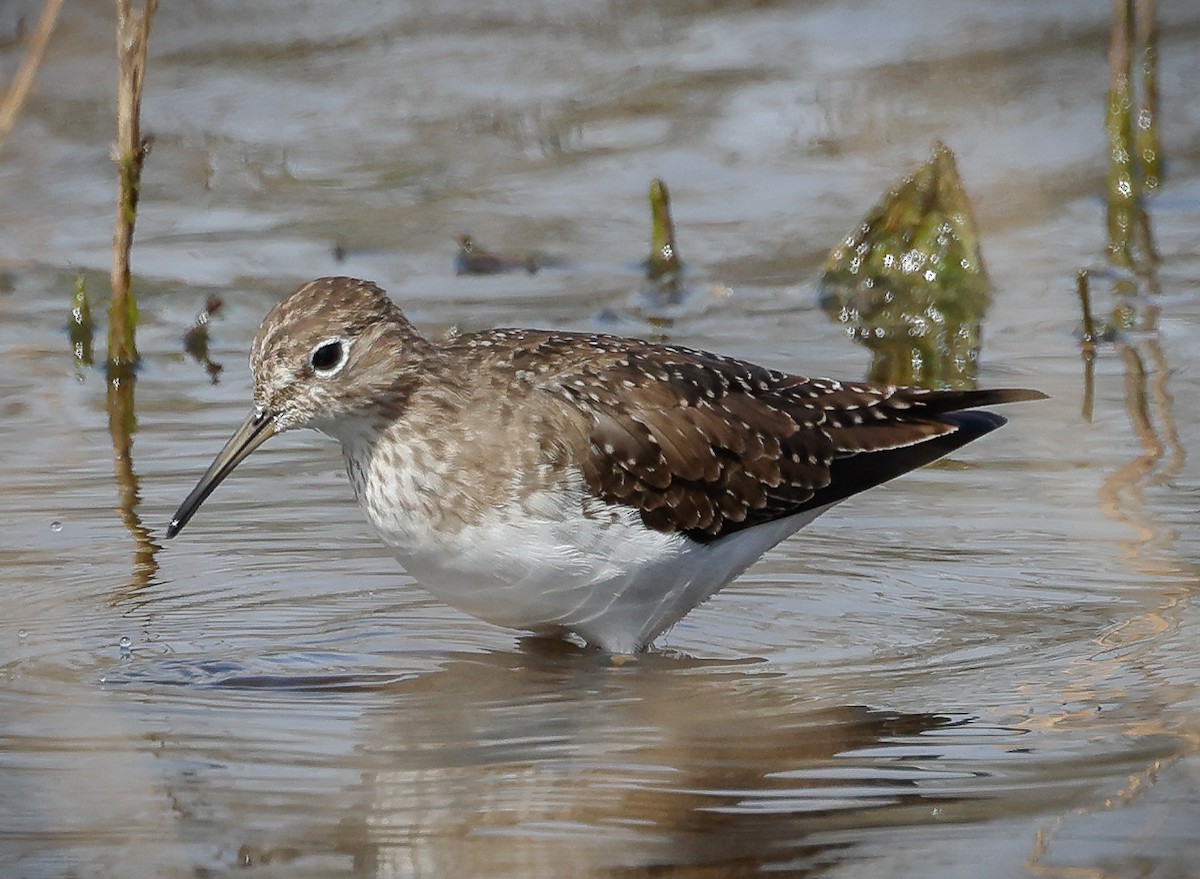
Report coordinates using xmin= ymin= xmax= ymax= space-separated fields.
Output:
xmin=107 ymin=0 xmax=161 ymax=586
xmin=109 ymin=0 xmax=158 ymax=372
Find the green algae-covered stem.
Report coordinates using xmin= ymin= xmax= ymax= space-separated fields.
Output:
xmin=647 ymin=178 xmax=680 ymax=281
xmin=1105 ymin=0 xmax=1135 ymax=268
xmin=1134 ymin=0 xmax=1161 ymax=192
xmin=108 ymin=0 xmax=158 ymax=372
xmin=69 ymin=273 xmax=95 ymax=370
xmin=1105 ymin=0 xmax=1163 ymax=268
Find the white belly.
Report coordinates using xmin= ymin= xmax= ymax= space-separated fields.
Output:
xmin=364 ymin=481 xmax=831 ymax=652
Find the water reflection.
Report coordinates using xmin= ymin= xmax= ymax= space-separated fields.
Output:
xmin=106 ymin=361 xmax=160 ymax=597
xmin=181 ymin=293 xmax=226 ymax=384
xmin=1028 ymin=312 xmax=1195 ymax=871
xmin=1029 ymin=11 xmax=1198 ymax=866
xmin=356 ymin=706 xmax=963 ymax=876
xmin=116 ymin=648 xmax=1035 ymax=876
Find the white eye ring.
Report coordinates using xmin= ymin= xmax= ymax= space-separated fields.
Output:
xmin=309 ymin=337 xmax=351 ymax=377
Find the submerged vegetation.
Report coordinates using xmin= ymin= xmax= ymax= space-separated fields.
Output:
xmin=646 ymin=178 xmax=682 ymax=285
xmin=68 ymin=274 xmax=95 ymax=373
xmin=1106 ymin=0 xmax=1160 ymax=268
xmin=1076 ymin=0 xmax=1163 ymax=420
xmin=638 ymin=177 xmax=687 ymax=311
xmin=819 ymin=142 xmax=990 ymax=390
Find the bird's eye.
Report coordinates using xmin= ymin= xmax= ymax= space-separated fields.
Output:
xmin=310 ymin=339 xmax=348 ymax=375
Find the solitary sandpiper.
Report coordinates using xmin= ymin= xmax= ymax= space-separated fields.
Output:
xmin=167 ymin=276 xmax=1045 ymax=652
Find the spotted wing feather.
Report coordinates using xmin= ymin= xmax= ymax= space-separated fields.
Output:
xmin=536 ymin=336 xmax=1042 ymax=544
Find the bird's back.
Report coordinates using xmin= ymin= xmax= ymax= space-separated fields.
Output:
xmin=440 ymin=328 xmax=1042 ymax=544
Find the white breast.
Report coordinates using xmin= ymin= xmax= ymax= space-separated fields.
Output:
xmin=331 ymin=419 xmax=832 ymax=652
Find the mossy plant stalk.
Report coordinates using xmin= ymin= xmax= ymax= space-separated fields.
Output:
xmin=1134 ymin=0 xmax=1160 ymax=193
xmin=1105 ymin=0 xmax=1161 ymax=269
xmin=108 ymin=0 xmax=158 ymax=373
xmin=1105 ymin=0 xmax=1134 ymax=268
xmin=69 ymin=273 xmax=95 ymax=371
xmin=647 ymin=178 xmax=680 ymax=282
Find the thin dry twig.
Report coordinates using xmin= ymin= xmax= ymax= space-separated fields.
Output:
xmin=0 ymin=0 xmax=65 ymax=156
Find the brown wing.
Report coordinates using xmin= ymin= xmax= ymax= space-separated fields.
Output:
xmin=538 ymin=337 xmax=1044 ymax=543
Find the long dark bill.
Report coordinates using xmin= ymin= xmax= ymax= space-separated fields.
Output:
xmin=165 ymin=408 xmax=277 ymax=539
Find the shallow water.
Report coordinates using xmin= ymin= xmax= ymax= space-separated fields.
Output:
xmin=3 ymin=1 xmax=1200 ymax=876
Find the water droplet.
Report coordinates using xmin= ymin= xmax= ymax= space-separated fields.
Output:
xmin=119 ymin=635 xmax=132 ymax=655
xmin=50 ymin=521 xmax=63 ymax=532
xmin=17 ymin=629 xmax=28 ymax=642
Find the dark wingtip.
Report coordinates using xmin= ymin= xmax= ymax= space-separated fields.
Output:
xmin=165 ymin=519 xmax=181 ymax=540
xmin=937 ymin=387 xmax=1046 ymax=441
xmin=941 ymin=409 xmax=1008 ymax=440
